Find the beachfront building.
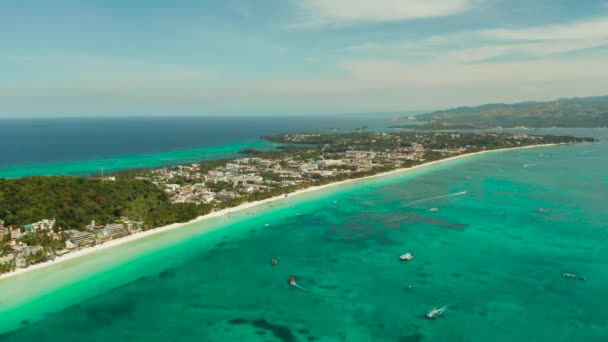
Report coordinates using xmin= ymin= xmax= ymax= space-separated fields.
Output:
xmin=96 ymin=223 xmax=129 ymax=240
xmin=120 ymin=217 xmax=144 ymax=233
xmin=66 ymin=230 xmax=95 ymax=248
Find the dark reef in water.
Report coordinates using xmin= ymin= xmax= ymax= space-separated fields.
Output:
xmin=228 ymin=318 xmax=248 ymax=325
xmin=250 ymin=319 xmax=296 ymax=342
xmin=227 ymin=318 xmax=297 ymax=342
xmin=159 ymin=267 xmax=177 ymax=279
xmin=400 ymin=332 xmax=425 ymax=342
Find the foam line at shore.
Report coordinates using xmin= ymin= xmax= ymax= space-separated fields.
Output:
xmin=0 ymin=143 xmax=562 ymax=281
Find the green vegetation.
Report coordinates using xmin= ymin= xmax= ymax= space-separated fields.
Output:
xmin=0 ymin=259 xmax=13 ymax=273
xmin=0 ymin=177 xmax=170 ymax=230
xmin=144 ymin=203 xmax=212 ymax=228
xmin=19 ymin=231 xmax=67 ymax=252
xmin=395 ymin=96 xmax=608 ymax=129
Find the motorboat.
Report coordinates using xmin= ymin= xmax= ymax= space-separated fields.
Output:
xmin=399 ymin=252 xmax=413 ymax=261
xmin=563 ymin=273 xmax=586 ymax=280
xmin=426 ymin=306 xmax=446 ymax=319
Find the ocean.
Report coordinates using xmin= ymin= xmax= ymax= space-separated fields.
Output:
xmin=0 ymin=125 xmax=606 ymax=341
xmin=0 ymin=115 xmax=394 ymax=178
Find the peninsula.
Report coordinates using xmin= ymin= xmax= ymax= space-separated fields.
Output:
xmin=393 ymin=95 xmax=608 ymax=130
xmin=0 ymin=132 xmax=593 ymax=276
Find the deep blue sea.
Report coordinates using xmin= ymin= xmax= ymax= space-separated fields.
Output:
xmin=0 ymin=115 xmax=396 ymax=177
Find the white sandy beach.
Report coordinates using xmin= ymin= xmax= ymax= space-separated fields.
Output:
xmin=0 ymin=143 xmax=561 ymax=281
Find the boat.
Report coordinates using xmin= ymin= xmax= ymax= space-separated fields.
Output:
xmin=399 ymin=252 xmax=413 ymax=261
xmin=428 ymin=208 xmax=439 ymax=212
xmin=425 ymin=306 xmax=446 ymax=319
xmin=563 ymin=273 xmax=586 ymax=280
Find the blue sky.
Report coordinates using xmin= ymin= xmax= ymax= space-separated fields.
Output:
xmin=2 ymin=0 xmax=608 ymax=117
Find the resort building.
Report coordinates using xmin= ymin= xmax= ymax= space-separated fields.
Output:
xmin=67 ymin=230 xmax=95 ymax=248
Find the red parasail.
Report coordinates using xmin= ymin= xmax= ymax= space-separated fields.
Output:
xmin=289 ymin=276 xmax=296 ymax=285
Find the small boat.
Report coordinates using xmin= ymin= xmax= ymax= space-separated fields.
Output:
xmin=428 ymin=208 xmax=439 ymax=212
xmin=271 ymin=259 xmax=278 ymax=267
xmin=426 ymin=306 xmax=446 ymax=319
xmin=399 ymin=252 xmax=413 ymax=261
xmin=563 ymin=273 xmax=577 ymax=279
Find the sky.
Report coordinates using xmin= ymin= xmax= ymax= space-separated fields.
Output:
xmin=2 ymin=0 xmax=608 ymax=117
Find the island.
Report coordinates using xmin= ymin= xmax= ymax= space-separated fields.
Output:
xmin=392 ymin=95 xmax=608 ymax=130
xmin=0 ymin=131 xmax=594 ymax=275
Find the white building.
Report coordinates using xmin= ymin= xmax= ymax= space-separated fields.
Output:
xmin=316 ymin=159 xmax=343 ymax=168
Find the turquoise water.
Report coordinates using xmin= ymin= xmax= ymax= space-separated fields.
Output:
xmin=0 ymin=115 xmax=394 ymax=178
xmin=0 ymin=140 xmax=277 ymax=178
xmin=0 ymin=129 xmax=606 ymax=341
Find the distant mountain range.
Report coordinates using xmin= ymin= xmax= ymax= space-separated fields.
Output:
xmin=395 ymin=96 xmax=608 ymax=129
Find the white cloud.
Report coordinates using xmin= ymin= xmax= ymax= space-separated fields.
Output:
xmin=339 ymin=58 xmax=608 ymax=87
xmin=4 ymin=54 xmax=608 ymax=115
xmin=4 ymin=14 xmax=608 ymax=115
xmin=481 ymin=16 xmax=608 ymax=41
xmin=440 ymin=39 xmax=608 ymax=63
xmin=345 ymin=16 xmax=608 ymax=63
xmin=289 ymin=0 xmax=472 ymax=27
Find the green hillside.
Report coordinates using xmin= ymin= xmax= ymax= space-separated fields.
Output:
xmin=396 ymin=96 xmax=608 ymax=129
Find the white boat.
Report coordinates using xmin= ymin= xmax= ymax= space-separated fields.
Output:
xmin=428 ymin=208 xmax=439 ymax=212
xmin=426 ymin=306 xmax=446 ymax=319
xmin=399 ymin=252 xmax=413 ymax=261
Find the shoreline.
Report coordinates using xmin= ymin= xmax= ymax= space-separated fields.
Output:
xmin=0 ymin=143 xmax=562 ymax=281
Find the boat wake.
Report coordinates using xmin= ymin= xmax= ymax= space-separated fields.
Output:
xmin=404 ymin=191 xmax=467 ymax=206
xmin=289 ymin=277 xmax=310 ymax=291
xmin=291 ymin=283 xmax=310 ymax=291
